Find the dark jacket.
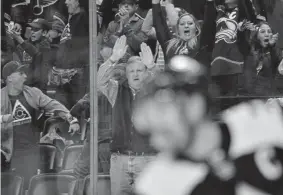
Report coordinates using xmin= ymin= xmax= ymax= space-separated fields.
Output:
xmin=243 ymin=46 xmax=282 ymax=96
xmin=111 ymin=81 xmax=155 ymax=154
xmin=54 ymin=8 xmax=89 ymax=69
xmin=103 ymin=9 xmax=148 ymax=57
xmin=14 ymin=39 xmax=54 ymax=92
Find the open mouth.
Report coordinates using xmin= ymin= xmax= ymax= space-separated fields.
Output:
xmin=263 ymin=38 xmax=269 ymax=43
xmin=133 ymin=78 xmax=140 ymax=81
xmin=184 ymin=30 xmax=191 ymax=36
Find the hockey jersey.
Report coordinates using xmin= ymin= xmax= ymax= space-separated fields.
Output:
xmin=211 ymin=6 xmax=244 ymax=76
xmin=135 ymin=100 xmax=283 ymax=195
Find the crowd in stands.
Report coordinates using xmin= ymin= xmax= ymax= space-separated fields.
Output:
xmin=1 ymin=0 xmax=283 ymax=194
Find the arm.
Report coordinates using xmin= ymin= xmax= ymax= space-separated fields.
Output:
xmin=103 ymin=21 xmax=120 ymax=47
xmin=34 ymin=87 xmax=80 ymax=134
xmin=142 ymin=9 xmax=157 ymax=39
xmin=152 ymin=2 xmax=173 ymax=51
xmin=164 ymin=3 xmax=179 ymax=28
xmin=98 ymin=35 xmax=129 ymax=107
xmin=70 ymin=93 xmax=90 ymax=118
xmin=0 ymin=115 xmax=13 ymax=124
xmin=97 ymin=59 xmax=119 ymax=107
xmin=125 ymin=21 xmax=149 ymax=53
xmin=199 ymin=0 xmax=217 ymax=51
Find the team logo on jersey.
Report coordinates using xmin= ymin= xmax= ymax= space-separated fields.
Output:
xmin=60 ymin=23 xmax=71 ymax=44
xmin=12 ymin=100 xmax=32 ymax=126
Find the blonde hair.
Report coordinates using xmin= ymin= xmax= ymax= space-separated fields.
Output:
xmin=166 ymin=13 xmax=201 ymax=55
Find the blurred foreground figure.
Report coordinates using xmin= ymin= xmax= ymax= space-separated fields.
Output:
xmin=133 ymin=55 xmax=283 ymax=195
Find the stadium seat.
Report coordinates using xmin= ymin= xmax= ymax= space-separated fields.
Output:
xmin=42 ymin=116 xmax=81 ymax=143
xmin=27 ymin=174 xmax=77 ymax=195
xmin=83 ymin=175 xmax=110 ymax=195
xmin=62 ymin=144 xmax=84 ymax=170
xmin=1 ymin=173 xmax=24 ymax=195
xmin=38 ymin=143 xmax=58 ymax=173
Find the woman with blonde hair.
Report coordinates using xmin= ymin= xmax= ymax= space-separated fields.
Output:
xmin=151 ymin=0 xmax=216 ymax=70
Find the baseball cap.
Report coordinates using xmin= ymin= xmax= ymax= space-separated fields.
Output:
xmin=28 ymin=18 xmax=51 ymax=30
xmin=2 ymin=61 xmax=29 ymax=79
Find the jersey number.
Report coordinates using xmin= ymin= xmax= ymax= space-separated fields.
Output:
xmin=254 ymin=147 xmax=283 ymax=180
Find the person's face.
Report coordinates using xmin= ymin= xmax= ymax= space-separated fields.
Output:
xmin=65 ymin=0 xmax=80 ymax=14
xmin=30 ymin=28 xmax=46 ymax=42
xmin=1 ymin=51 xmax=12 ymax=67
xmin=257 ymin=24 xmax=273 ymax=48
xmin=119 ymin=3 xmax=136 ymax=16
xmin=178 ymin=15 xmax=197 ymax=41
xmin=133 ymin=92 xmax=206 ymax=153
xmin=126 ymin=62 xmax=147 ymax=90
xmin=100 ymin=46 xmax=113 ymax=62
xmin=8 ymin=71 xmax=27 ymax=91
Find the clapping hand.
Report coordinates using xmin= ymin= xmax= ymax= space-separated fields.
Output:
xmin=269 ymin=33 xmax=279 ymax=46
xmin=7 ymin=29 xmax=24 ymax=44
xmin=109 ymin=35 xmax=128 ymax=63
xmin=139 ymin=42 xmax=155 ymax=69
xmin=117 ymin=7 xmax=130 ymax=21
xmin=13 ymin=23 xmax=22 ymax=33
xmin=238 ymin=20 xmax=256 ymax=31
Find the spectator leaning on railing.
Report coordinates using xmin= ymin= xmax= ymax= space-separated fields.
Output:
xmin=1 ymin=61 xmax=79 ymax=189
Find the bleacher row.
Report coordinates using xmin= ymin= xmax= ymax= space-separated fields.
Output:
xmin=1 ymin=173 xmax=110 ymax=195
xmin=2 ymin=143 xmax=110 ymax=195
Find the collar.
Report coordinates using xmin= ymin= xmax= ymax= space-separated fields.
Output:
xmin=129 ymin=85 xmax=140 ymax=96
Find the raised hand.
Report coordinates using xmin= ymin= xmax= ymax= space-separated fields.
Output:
xmin=13 ymin=23 xmax=22 ymax=33
xmin=110 ymin=35 xmax=128 ymax=63
xmin=152 ymin=0 xmax=161 ymax=4
xmin=7 ymin=30 xmax=24 ymax=44
xmin=143 ymin=9 xmax=153 ymax=29
xmin=139 ymin=42 xmax=155 ymax=69
xmin=239 ymin=20 xmax=256 ymax=31
xmin=118 ymin=7 xmax=130 ymax=21
xmin=269 ymin=33 xmax=279 ymax=46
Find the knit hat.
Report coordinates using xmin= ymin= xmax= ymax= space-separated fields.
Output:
xmin=2 ymin=61 xmax=29 ymax=79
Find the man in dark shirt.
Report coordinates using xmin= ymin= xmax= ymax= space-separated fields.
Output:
xmin=133 ymin=55 xmax=283 ymax=195
xmin=14 ymin=18 xmax=51 ymax=65
xmin=49 ymin=0 xmax=89 ymax=109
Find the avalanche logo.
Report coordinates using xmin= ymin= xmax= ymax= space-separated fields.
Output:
xmin=12 ymin=100 xmax=32 ymax=126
